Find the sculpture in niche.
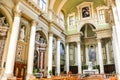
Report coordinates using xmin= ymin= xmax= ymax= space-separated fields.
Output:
xmin=35 ymin=33 xmax=40 ymax=41
xmin=82 ymin=7 xmax=90 ymax=18
xmin=19 ymin=25 xmax=25 ymax=41
xmin=88 ymin=46 xmax=96 ymax=63
xmin=0 ymin=17 xmax=7 ymax=26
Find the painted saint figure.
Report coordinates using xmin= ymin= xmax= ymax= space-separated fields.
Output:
xmin=88 ymin=46 xmax=96 ymax=62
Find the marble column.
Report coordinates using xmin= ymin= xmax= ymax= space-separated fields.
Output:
xmin=26 ymin=21 xmax=36 ymax=80
xmin=106 ymin=43 xmax=111 ymax=64
xmin=97 ymin=39 xmax=104 ymax=74
xmin=77 ymin=42 xmax=82 ymax=74
xmin=66 ymin=43 xmax=69 ymax=73
xmin=85 ymin=45 xmax=89 ymax=65
xmin=112 ymin=26 xmax=120 ymax=80
xmin=56 ymin=37 xmax=60 ymax=75
xmin=40 ymin=52 xmax=44 ymax=69
xmin=74 ymin=46 xmax=78 ymax=65
xmin=112 ymin=5 xmax=120 ymax=79
xmin=1 ymin=11 xmax=21 ymax=80
xmin=96 ymin=46 xmax=99 ymax=65
xmin=47 ymin=33 xmax=53 ymax=78
xmin=112 ymin=5 xmax=120 ymax=50
xmin=115 ymin=0 xmax=120 ymax=21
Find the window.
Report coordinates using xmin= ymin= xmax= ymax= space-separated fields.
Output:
xmin=99 ymin=10 xmax=104 ymax=20
xmin=69 ymin=16 xmax=74 ymax=26
xmin=67 ymin=13 xmax=75 ymax=29
xmin=38 ymin=0 xmax=47 ymax=11
xmin=59 ymin=11 xmax=64 ymax=27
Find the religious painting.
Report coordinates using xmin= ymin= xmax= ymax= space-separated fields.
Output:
xmin=82 ymin=7 xmax=90 ymax=18
xmin=88 ymin=46 xmax=96 ymax=62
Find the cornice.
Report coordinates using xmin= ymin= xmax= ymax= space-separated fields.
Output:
xmin=95 ymin=28 xmax=112 ymax=39
xmin=49 ymin=20 xmax=64 ymax=33
xmin=66 ymin=32 xmax=83 ymax=37
xmin=39 ymin=15 xmax=50 ymax=26
xmin=66 ymin=32 xmax=82 ymax=43
xmin=94 ymin=28 xmax=111 ymax=32
xmin=13 ymin=0 xmax=42 ymax=15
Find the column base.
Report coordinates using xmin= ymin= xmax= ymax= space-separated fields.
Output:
xmin=117 ymin=74 xmax=120 ymax=80
xmin=26 ymin=73 xmax=35 ymax=80
xmin=47 ymin=74 xmax=51 ymax=78
xmin=1 ymin=73 xmax=16 ymax=80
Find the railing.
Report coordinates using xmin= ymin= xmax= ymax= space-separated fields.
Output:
xmin=29 ymin=73 xmax=118 ymax=80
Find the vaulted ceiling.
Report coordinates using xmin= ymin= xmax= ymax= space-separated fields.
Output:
xmin=49 ymin=0 xmax=107 ymax=15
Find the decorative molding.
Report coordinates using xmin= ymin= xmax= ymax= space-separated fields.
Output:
xmin=82 ymin=37 xmax=97 ymax=45
xmin=76 ymin=2 xmax=93 ymax=20
xmin=14 ymin=0 xmax=42 ymax=15
xmin=95 ymin=28 xmax=112 ymax=39
xmin=66 ymin=32 xmax=82 ymax=43
xmin=0 ymin=27 xmax=9 ymax=36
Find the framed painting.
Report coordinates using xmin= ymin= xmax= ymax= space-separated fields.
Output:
xmin=82 ymin=7 xmax=90 ymax=18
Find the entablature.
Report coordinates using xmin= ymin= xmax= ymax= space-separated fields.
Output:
xmin=95 ymin=28 xmax=112 ymax=39
xmin=66 ymin=32 xmax=82 ymax=43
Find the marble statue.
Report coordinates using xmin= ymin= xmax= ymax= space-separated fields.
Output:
xmin=19 ymin=25 xmax=25 ymax=41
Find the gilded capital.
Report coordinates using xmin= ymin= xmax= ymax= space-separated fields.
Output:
xmin=76 ymin=41 xmax=81 ymax=44
xmin=48 ymin=31 xmax=53 ymax=36
xmin=97 ymin=38 xmax=102 ymax=42
xmin=56 ymin=36 xmax=61 ymax=41
xmin=31 ymin=20 xmax=37 ymax=26
xmin=14 ymin=10 xmax=22 ymax=17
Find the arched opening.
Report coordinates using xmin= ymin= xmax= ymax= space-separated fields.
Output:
xmin=80 ymin=23 xmax=97 ymax=68
xmin=80 ymin=23 xmax=96 ymax=38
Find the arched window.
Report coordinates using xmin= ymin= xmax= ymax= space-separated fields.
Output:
xmin=59 ymin=11 xmax=64 ymax=27
xmin=38 ymin=0 xmax=47 ymax=11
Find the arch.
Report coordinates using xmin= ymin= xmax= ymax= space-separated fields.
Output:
xmin=78 ymin=22 xmax=97 ymax=32
xmin=80 ymin=23 xmax=96 ymax=38
xmin=36 ymin=30 xmax=48 ymax=44
xmin=49 ymin=0 xmax=56 ymax=9
xmin=56 ymin=0 xmax=67 ymax=15
xmin=0 ymin=4 xmax=13 ymax=27
xmin=0 ymin=4 xmax=13 ymax=67
xmin=80 ymin=23 xmax=96 ymax=31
